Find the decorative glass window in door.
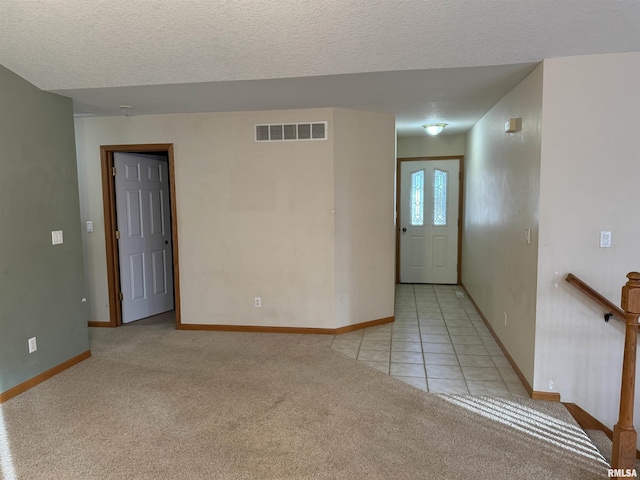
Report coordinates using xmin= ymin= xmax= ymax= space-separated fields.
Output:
xmin=433 ymin=169 xmax=447 ymax=226
xmin=410 ymin=170 xmax=425 ymax=226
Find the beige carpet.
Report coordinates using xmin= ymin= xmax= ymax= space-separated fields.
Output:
xmin=0 ymin=315 xmax=609 ymax=479
xmin=586 ymin=429 xmax=640 ymax=471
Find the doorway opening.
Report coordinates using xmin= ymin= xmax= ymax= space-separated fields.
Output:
xmin=98 ymin=144 xmax=181 ymax=328
xmin=396 ymin=156 xmax=464 ymax=285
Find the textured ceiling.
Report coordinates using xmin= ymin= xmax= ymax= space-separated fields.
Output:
xmin=1 ymin=0 xmax=639 ymax=135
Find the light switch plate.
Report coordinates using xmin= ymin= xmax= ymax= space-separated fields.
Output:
xmin=51 ymin=230 xmax=64 ymax=245
xmin=86 ymin=221 xmax=93 ymax=233
xmin=599 ymin=231 xmax=611 ymax=248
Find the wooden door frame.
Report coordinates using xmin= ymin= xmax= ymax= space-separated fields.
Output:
xmin=396 ymin=155 xmax=465 ymax=285
xmin=93 ymin=144 xmax=181 ymax=328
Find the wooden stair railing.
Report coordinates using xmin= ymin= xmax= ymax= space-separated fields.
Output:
xmin=566 ymin=273 xmax=627 ymax=324
xmin=566 ymin=272 xmax=640 ymax=472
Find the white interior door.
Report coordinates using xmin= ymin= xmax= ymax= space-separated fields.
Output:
xmin=115 ymin=152 xmax=174 ymax=323
xmin=400 ymin=159 xmax=459 ymax=284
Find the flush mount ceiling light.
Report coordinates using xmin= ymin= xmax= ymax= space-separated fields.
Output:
xmin=423 ymin=123 xmax=447 ymax=136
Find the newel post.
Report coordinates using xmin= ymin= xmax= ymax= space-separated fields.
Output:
xmin=612 ymin=272 xmax=640 ymax=470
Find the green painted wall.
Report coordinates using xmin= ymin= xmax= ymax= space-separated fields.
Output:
xmin=0 ymin=65 xmax=89 ymax=395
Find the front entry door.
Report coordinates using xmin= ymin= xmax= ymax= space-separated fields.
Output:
xmin=400 ymin=159 xmax=459 ymax=284
xmin=115 ymin=152 xmax=174 ymax=323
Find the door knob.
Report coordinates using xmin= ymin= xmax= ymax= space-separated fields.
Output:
xmin=402 ymin=227 xmax=407 ymax=232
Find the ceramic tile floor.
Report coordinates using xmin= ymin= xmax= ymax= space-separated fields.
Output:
xmin=331 ymin=284 xmax=530 ymax=397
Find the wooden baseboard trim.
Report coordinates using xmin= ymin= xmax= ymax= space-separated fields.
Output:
xmin=179 ymin=324 xmax=335 ymax=334
xmin=563 ymin=402 xmax=640 ymax=459
xmin=460 ymin=284 xmax=539 ymax=399
xmin=88 ymin=321 xmax=113 ymax=328
xmin=335 ymin=316 xmax=394 ymax=334
xmin=0 ymin=350 xmax=91 ymax=404
xmin=563 ymin=402 xmax=612 ymax=436
xmin=178 ymin=316 xmax=395 ymax=335
xmin=531 ymin=391 xmax=561 ymax=402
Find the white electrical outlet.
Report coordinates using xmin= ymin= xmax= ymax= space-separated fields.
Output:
xmin=254 ymin=297 xmax=262 ymax=308
xmin=504 ymin=312 xmax=507 ymax=326
xmin=548 ymin=380 xmax=554 ymax=391
xmin=28 ymin=337 xmax=37 ymax=353
xmin=86 ymin=221 xmax=93 ymax=233
xmin=599 ymin=231 xmax=612 ymax=248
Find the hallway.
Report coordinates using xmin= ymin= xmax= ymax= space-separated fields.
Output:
xmin=332 ymin=284 xmax=530 ymax=396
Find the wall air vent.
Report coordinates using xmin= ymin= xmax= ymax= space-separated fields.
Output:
xmin=255 ymin=122 xmax=328 ymax=142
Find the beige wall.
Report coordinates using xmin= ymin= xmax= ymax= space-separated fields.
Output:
xmin=333 ymin=109 xmax=396 ymax=328
xmin=462 ymin=64 xmax=543 ymax=385
xmin=535 ymin=52 xmax=640 ymax=435
xmin=75 ymin=107 xmax=396 ymax=329
xmin=397 ymin=134 xmax=465 ymax=158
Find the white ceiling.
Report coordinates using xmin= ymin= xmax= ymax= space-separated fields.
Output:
xmin=1 ymin=0 xmax=638 ymax=136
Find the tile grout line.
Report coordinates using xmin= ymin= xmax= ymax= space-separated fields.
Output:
xmin=454 ymin=288 xmax=513 ymax=398
xmin=414 ymin=284 xmax=429 ymax=392
xmin=438 ymin=286 xmax=470 ymax=395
